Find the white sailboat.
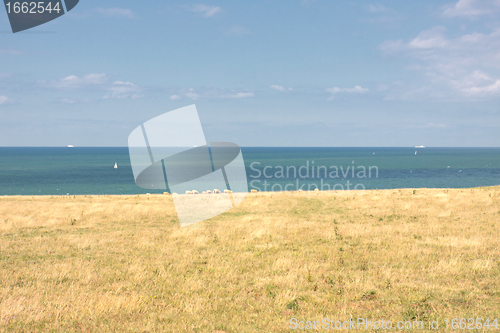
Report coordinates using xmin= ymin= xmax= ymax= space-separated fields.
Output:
xmin=114 ymin=162 xmax=118 ymax=169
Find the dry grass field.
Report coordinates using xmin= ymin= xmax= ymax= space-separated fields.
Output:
xmin=0 ymin=187 xmax=499 ymax=332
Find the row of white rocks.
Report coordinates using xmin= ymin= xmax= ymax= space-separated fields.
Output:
xmin=172 ymin=189 xmax=233 ymax=195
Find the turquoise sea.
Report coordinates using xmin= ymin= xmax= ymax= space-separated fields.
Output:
xmin=0 ymin=147 xmax=499 ymax=195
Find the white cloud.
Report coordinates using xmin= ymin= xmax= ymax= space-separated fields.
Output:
xmin=0 ymin=49 xmax=23 ymax=55
xmin=103 ymin=81 xmax=143 ymax=99
xmin=38 ymin=73 xmax=143 ymax=99
xmin=58 ymin=98 xmax=94 ymax=104
xmin=364 ymin=4 xmax=388 ymax=13
xmin=229 ymin=92 xmax=254 ymax=98
xmin=458 ymin=71 xmax=500 ymax=96
xmin=462 ymin=78 xmax=500 ymax=95
xmin=326 ymin=86 xmax=369 ymax=94
xmin=442 ymin=0 xmax=500 ymax=18
xmin=379 ymin=26 xmax=500 ymax=60
xmin=378 ymin=26 xmax=500 ymax=99
xmin=450 ymin=70 xmax=492 ymax=91
xmin=205 ymin=89 xmax=254 ymax=98
xmin=187 ymin=4 xmax=221 ymax=17
xmin=377 ymin=39 xmax=404 ymax=53
xmin=225 ymin=25 xmax=251 ymax=36
xmin=38 ymin=73 xmax=108 ymax=90
xmin=185 ymin=90 xmax=200 ymax=100
xmin=0 ymin=95 xmax=9 ymax=105
xmin=173 ymin=87 xmax=254 ymax=100
xmin=379 ymin=27 xmax=450 ymax=51
xmin=326 ymin=86 xmax=368 ymax=100
xmin=408 ymin=26 xmax=449 ymax=49
xmin=427 ymin=123 xmax=448 ymax=128
xmin=361 ymin=3 xmax=402 ymax=24
xmin=95 ymin=8 xmax=134 ymax=18
xmin=270 ymin=85 xmax=293 ymax=92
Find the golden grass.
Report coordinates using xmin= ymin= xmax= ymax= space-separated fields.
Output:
xmin=0 ymin=187 xmax=499 ymax=332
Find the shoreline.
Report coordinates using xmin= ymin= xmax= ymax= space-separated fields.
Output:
xmin=1 ymin=185 xmax=499 ymax=198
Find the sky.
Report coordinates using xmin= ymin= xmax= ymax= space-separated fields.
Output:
xmin=0 ymin=0 xmax=499 ymax=147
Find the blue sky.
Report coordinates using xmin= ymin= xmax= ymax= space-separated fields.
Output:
xmin=0 ymin=0 xmax=499 ymax=146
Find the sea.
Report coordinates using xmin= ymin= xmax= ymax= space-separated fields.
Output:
xmin=0 ymin=147 xmax=499 ymax=195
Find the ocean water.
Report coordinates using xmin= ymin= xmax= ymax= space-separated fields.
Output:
xmin=0 ymin=147 xmax=499 ymax=195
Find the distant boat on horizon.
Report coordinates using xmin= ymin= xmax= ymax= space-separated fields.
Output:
xmin=415 ymin=145 xmax=425 ymax=148
xmin=67 ymin=145 xmax=74 ymax=148
xmin=114 ymin=162 xmax=118 ymax=169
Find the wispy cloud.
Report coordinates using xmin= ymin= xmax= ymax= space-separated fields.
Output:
xmin=103 ymin=81 xmax=143 ymax=99
xmin=172 ymin=87 xmax=254 ymax=100
xmin=70 ymin=8 xmax=135 ymax=19
xmin=326 ymin=86 xmax=368 ymax=100
xmin=364 ymin=4 xmax=388 ymax=13
xmin=225 ymin=25 xmax=251 ymax=36
xmin=459 ymin=71 xmax=500 ymax=95
xmin=38 ymin=73 xmax=108 ymax=90
xmin=426 ymin=123 xmax=448 ymax=128
xmin=230 ymin=92 xmax=254 ymax=98
xmin=361 ymin=3 xmax=402 ymax=24
xmin=407 ymin=26 xmax=449 ymax=49
xmin=270 ymin=85 xmax=293 ymax=92
xmin=185 ymin=89 xmax=200 ymax=100
xmin=326 ymin=86 xmax=369 ymax=94
xmin=0 ymin=95 xmax=10 ymax=105
xmin=203 ymin=89 xmax=254 ymax=99
xmin=186 ymin=4 xmax=222 ymax=17
xmin=58 ymin=98 xmax=93 ymax=104
xmin=38 ymin=73 xmax=143 ymax=99
xmin=378 ymin=26 xmax=500 ymax=99
xmin=442 ymin=0 xmax=500 ymax=18
xmin=0 ymin=48 xmax=23 ymax=55
xmin=463 ymin=80 xmax=500 ymax=94
xmin=95 ymin=7 xmax=135 ymax=18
